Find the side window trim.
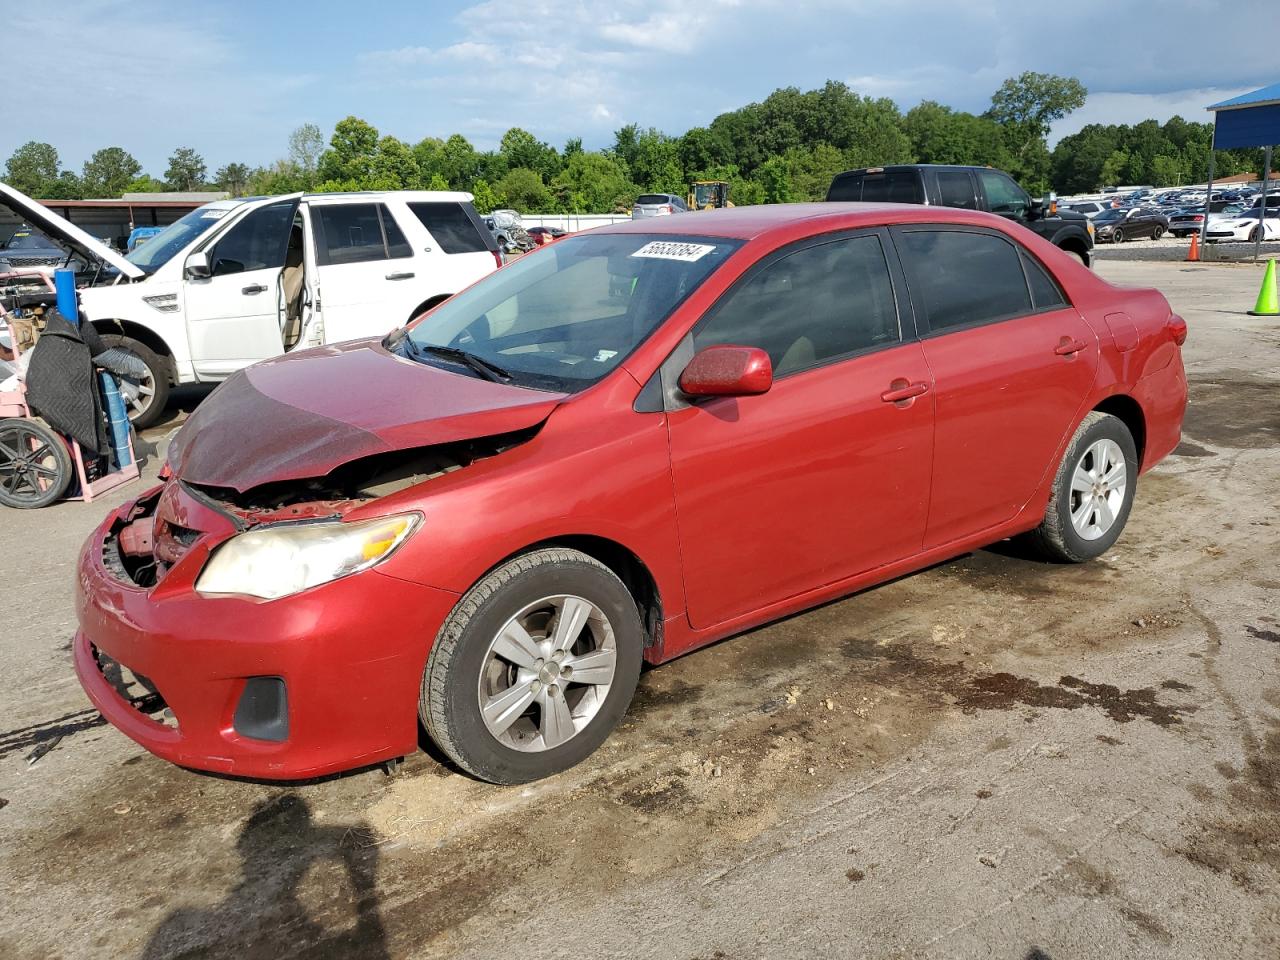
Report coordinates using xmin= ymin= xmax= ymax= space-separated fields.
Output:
xmin=1018 ymin=248 xmax=1071 ymax=311
xmin=660 ymin=226 xmax=910 ymax=402
xmin=888 ymin=224 xmax=1069 ymax=337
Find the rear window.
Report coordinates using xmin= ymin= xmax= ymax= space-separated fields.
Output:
xmin=407 ymin=202 xmax=490 ymax=254
xmin=637 ymin=195 xmax=673 ymax=205
xmin=828 ymin=171 xmax=922 ymax=204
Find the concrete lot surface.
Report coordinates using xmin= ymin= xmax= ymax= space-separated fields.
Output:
xmin=1 ymin=260 xmax=1278 ymax=959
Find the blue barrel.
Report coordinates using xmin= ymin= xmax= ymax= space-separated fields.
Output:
xmin=99 ymin=371 xmax=133 ymax=469
xmin=54 ymin=268 xmax=79 ymax=324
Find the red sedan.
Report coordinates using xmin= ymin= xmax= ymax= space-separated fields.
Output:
xmin=74 ymin=204 xmax=1188 ymax=784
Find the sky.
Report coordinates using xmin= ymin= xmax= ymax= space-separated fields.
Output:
xmin=4 ymin=0 xmax=1272 ymax=178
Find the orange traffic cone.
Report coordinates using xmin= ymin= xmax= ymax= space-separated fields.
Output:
xmin=1248 ymin=258 xmax=1279 ymax=316
xmin=1187 ymin=232 xmax=1200 ymax=262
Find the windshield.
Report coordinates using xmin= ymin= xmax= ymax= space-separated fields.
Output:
xmin=401 ymin=232 xmax=743 ymax=392
xmin=1095 ymin=209 xmax=1124 ymax=222
xmin=4 ymin=231 xmax=57 ymax=250
xmin=124 ymin=204 xmax=237 ymax=273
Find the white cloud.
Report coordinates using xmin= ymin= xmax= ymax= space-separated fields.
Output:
xmin=1049 ymin=87 xmax=1258 ymax=145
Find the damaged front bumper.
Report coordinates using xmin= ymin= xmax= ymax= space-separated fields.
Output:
xmin=74 ymin=481 xmax=461 ymax=779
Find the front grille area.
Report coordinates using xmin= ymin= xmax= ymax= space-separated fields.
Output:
xmin=92 ymin=645 xmax=179 ymax=730
xmin=6 ymin=256 xmax=60 ymax=267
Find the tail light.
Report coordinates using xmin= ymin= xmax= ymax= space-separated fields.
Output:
xmin=1192 ymin=215 xmax=1204 ymax=222
xmin=1168 ymin=314 xmax=1188 ymax=346
xmin=492 ymin=249 xmax=505 ymax=269
xmin=662 ymin=205 xmax=673 ymax=214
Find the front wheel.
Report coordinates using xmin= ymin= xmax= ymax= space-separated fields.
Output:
xmin=421 ymin=548 xmax=645 ymax=783
xmin=1112 ymin=228 xmax=1125 ymax=244
xmin=96 ymin=334 xmax=170 ymax=429
xmin=1250 ymin=226 xmax=1263 ymax=244
xmin=1026 ymin=412 xmax=1138 ymax=563
xmin=1152 ymin=225 xmax=1164 ymax=240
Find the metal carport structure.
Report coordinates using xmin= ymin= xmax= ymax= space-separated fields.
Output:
xmin=1204 ymin=83 xmax=1280 ymax=258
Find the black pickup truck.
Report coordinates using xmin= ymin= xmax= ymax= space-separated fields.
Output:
xmin=826 ymin=164 xmax=1094 ymax=266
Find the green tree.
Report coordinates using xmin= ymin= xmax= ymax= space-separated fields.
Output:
xmin=552 ymin=152 xmax=637 ymax=212
xmin=124 ymin=174 xmax=165 ymax=194
xmin=436 ymin=134 xmax=483 ymax=189
xmin=500 ymin=127 xmax=559 ymax=180
xmin=4 ymin=141 xmax=61 ymax=196
xmin=625 ymin=128 xmax=685 ymax=194
xmin=987 ymin=72 xmax=1086 ymax=188
xmin=288 ymin=123 xmax=325 ymax=185
xmin=563 ymin=137 xmax=583 ymax=159
xmin=247 ymin=160 xmax=306 ymax=195
xmin=164 ymin=147 xmax=207 ymax=190
xmin=214 ymin=162 xmax=251 ymax=196
xmin=1100 ymin=149 xmax=1131 ymax=187
xmin=470 ymin=178 xmax=503 ymax=214
xmin=42 ymin=171 xmax=84 ymax=200
xmin=496 ymin=167 xmax=551 ymax=212
xmin=369 ymin=136 xmax=421 ymax=189
xmin=317 ymin=116 xmax=379 ymax=184
xmin=904 ymin=102 xmax=1011 ymax=168
xmin=81 ymin=147 xmax=141 ymax=197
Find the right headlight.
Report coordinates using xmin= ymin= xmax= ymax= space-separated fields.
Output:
xmin=195 ymin=513 xmax=420 ymax=600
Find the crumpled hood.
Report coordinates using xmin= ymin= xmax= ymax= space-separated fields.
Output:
xmin=168 ymin=339 xmax=566 ymax=491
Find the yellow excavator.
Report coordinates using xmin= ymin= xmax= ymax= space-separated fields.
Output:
xmin=688 ymin=180 xmax=732 ymax=211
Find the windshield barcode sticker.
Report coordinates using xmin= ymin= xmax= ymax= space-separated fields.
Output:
xmin=200 ymin=210 xmax=228 ymax=220
xmin=631 ymin=241 xmax=715 ymax=262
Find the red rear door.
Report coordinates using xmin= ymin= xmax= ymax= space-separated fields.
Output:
xmin=892 ymin=226 xmax=1098 ymax=549
xmin=664 ymin=230 xmax=934 ymax=629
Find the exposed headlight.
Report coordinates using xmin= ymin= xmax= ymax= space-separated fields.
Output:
xmin=195 ymin=513 xmax=420 ymax=600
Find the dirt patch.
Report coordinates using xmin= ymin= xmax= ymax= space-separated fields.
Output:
xmin=1184 ymin=378 xmax=1280 ymax=449
xmin=1174 ymin=440 xmax=1216 ymax=458
xmin=1246 ymin=625 xmax=1280 ymax=644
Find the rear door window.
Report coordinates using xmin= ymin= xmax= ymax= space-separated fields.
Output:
xmin=313 ymin=203 xmax=411 ymax=265
xmin=895 ymin=229 xmax=1032 ymax=332
xmin=406 ymin=202 xmax=491 ymax=254
xmin=935 ymin=171 xmax=978 ymax=210
xmin=694 ymin=233 xmax=901 ymax=377
xmin=861 ymin=171 xmax=923 ymax=203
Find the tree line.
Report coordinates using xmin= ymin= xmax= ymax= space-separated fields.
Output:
xmin=3 ymin=73 xmax=1266 ymax=213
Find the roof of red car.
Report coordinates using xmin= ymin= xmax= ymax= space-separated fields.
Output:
xmin=595 ymin=202 xmax=1003 ymax=240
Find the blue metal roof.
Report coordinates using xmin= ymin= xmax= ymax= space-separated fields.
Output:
xmin=1209 ymin=84 xmax=1280 ymax=111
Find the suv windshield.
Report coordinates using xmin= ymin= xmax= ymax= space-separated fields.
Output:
xmin=124 ymin=204 xmax=238 ymax=273
xmin=400 ymin=232 xmax=742 ymax=392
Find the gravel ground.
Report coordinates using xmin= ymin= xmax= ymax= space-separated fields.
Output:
xmin=1092 ymin=232 xmax=1280 ymax=262
xmin=1 ymin=260 xmax=1278 ymax=959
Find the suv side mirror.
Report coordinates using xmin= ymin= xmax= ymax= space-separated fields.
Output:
xmin=184 ymin=251 xmax=212 ymax=279
xmin=679 ymin=345 xmax=773 ymax=398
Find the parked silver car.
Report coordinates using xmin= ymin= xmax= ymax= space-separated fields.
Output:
xmin=631 ymin=193 xmax=688 ymax=219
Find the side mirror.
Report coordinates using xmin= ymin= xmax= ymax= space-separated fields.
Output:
xmin=678 ymin=345 xmax=773 ymax=398
xmin=184 ymin=251 xmax=212 ymax=279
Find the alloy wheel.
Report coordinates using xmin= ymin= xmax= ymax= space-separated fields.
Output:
xmin=477 ymin=595 xmax=618 ymax=752
xmin=1069 ymin=438 xmax=1127 ymax=541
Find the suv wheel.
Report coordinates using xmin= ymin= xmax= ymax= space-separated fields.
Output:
xmin=421 ymin=548 xmax=645 ymax=783
xmin=97 ymin=334 xmax=170 ymax=429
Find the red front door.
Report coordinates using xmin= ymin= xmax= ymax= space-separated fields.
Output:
xmin=662 ymin=230 xmax=935 ymax=630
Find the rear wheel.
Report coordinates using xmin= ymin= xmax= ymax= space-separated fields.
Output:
xmin=97 ymin=334 xmax=170 ymax=429
xmin=0 ymin=418 xmax=73 ymax=508
xmin=1026 ymin=412 xmax=1137 ymax=563
xmin=421 ymin=548 xmax=645 ymax=783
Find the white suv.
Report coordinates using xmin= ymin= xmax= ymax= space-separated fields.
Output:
xmin=2 ymin=185 xmax=501 ymax=427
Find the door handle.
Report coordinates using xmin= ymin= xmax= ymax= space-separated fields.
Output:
xmin=1054 ymin=337 xmax=1088 ymax=356
xmin=385 ymin=271 xmax=415 ymax=281
xmin=242 ymin=283 xmax=267 ymax=295
xmin=880 ymin=379 xmax=929 ymax=403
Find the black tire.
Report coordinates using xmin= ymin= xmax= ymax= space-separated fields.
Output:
xmin=0 ymin=417 xmax=73 ymax=508
xmin=1152 ymin=225 xmax=1164 ymax=240
xmin=1112 ymin=228 xmax=1125 ymax=244
xmin=98 ymin=334 xmax=170 ymax=429
xmin=1026 ymin=411 xmax=1138 ymax=563
xmin=421 ymin=548 xmax=645 ymax=784
xmin=1250 ymin=226 xmax=1263 ymax=244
